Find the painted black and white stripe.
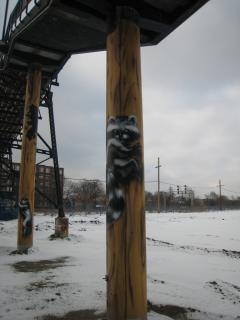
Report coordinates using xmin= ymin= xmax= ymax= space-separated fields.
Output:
xmin=106 ymin=115 xmax=142 ymax=224
xmin=19 ymin=199 xmax=32 ymax=237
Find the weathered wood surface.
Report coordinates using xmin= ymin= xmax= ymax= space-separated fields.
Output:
xmin=17 ymin=65 xmax=41 ymax=252
xmin=55 ymin=217 xmax=69 ymax=238
xmin=106 ymin=12 xmax=147 ymax=320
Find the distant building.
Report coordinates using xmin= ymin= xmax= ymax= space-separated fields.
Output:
xmin=0 ymin=161 xmax=64 ymax=219
xmin=0 ymin=157 xmax=18 ymax=219
xmin=12 ymin=163 xmax=64 ymax=210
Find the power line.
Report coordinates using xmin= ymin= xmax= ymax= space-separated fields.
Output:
xmin=190 ymin=185 xmax=216 ymax=189
xmin=64 ymin=177 xmax=105 ymax=182
xmin=145 ymin=180 xmax=182 ymax=187
xmin=222 ymin=187 xmax=240 ymax=195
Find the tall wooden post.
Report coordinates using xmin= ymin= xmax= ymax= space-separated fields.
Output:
xmin=17 ymin=65 xmax=41 ymax=252
xmin=106 ymin=7 xmax=147 ymax=320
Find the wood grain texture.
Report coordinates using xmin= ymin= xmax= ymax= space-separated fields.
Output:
xmin=106 ymin=18 xmax=147 ymax=320
xmin=17 ymin=65 xmax=41 ymax=251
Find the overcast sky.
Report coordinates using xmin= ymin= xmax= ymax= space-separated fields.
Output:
xmin=5 ymin=0 xmax=240 ymax=197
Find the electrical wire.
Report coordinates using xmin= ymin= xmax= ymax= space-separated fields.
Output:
xmin=222 ymin=187 xmax=240 ymax=195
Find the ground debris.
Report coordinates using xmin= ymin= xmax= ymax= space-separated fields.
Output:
xmin=11 ymin=256 xmax=70 ymax=272
xmin=148 ymin=300 xmax=193 ymax=320
xmin=35 ymin=309 xmax=106 ymax=320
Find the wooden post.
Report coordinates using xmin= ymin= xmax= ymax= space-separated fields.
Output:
xmin=106 ymin=7 xmax=147 ymax=320
xmin=17 ymin=65 xmax=41 ymax=252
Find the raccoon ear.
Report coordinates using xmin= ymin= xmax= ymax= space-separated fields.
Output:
xmin=128 ymin=115 xmax=137 ymax=126
xmin=108 ymin=116 xmax=116 ymax=125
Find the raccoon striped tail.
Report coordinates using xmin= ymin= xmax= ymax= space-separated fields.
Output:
xmin=19 ymin=200 xmax=32 ymax=237
xmin=107 ymin=170 xmax=124 ymax=224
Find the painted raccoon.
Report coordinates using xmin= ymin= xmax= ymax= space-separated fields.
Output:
xmin=106 ymin=115 xmax=142 ymax=224
xmin=26 ymin=104 xmax=38 ymax=140
xmin=19 ymin=199 xmax=32 ymax=237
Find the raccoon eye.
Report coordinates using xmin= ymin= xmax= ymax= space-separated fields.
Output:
xmin=113 ymin=130 xmax=120 ymax=138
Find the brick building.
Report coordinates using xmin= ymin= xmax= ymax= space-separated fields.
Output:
xmin=12 ymin=163 xmax=64 ymax=210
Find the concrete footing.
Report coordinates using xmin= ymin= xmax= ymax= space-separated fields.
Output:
xmin=55 ymin=217 xmax=69 ymax=238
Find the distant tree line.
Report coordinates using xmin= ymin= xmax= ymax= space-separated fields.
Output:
xmin=202 ymin=191 xmax=240 ymax=211
xmin=64 ymin=179 xmax=105 ymax=213
xmin=145 ymin=189 xmax=240 ymax=212
xmin=63 ymin=180 xmax=240 ymax=213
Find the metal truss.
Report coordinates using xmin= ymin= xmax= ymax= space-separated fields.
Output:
xmin=0 ymin=71 xmax=64 ymax=215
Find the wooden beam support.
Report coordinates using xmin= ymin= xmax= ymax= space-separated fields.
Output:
xmin=17 ymin=64 xmax=42 ymax=253
xmin=106 ymin=7 xmax=147 ymax=320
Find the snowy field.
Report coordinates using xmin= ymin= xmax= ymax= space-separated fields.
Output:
xmin=0 ymin=210 xmax=240 ymax=320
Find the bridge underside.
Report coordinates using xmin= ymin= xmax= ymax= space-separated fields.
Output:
xmin=1 ymin=0 xmax=208 ymax=77
xmin=0 ymin=0 xmax=209 ymax=206
xmin=0 ymin=0 xmax=209 ymax=146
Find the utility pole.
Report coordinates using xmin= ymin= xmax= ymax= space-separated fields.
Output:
xmin=189 ymin=189 xmax=194 ymax=209
xmin=218 ymin=179 xmax=224 ymax=211
xmin=155 ymin=157 xmax=161 ymax=213
xmin=163 ymin=192 xmax=167 ymax=212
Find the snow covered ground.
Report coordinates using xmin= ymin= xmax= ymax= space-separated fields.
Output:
xmin=0 ymin=210 xmax=239 ymax=320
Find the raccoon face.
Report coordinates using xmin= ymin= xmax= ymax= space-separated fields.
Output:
xmin=112 ymin=128 xmax=130 ymax=143
xmin=107 ymin=115 xmax=139 ymax=147
xmin=106 ymin=115 xmax=142 ymax=224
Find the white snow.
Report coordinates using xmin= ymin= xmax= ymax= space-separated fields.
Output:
xmin=0 ymin=210 xmax=240 ymax=320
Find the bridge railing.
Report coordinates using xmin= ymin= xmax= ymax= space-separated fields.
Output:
xmin=1 ymin=0 xmax=10 ymax=41
xmin=2 ymin=0 xmax=39 ymax=42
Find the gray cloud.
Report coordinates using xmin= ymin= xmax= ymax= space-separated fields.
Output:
xmin=36 ymin=53 xmax=106 ymax=180
xmin=142 ymin=0 xmax=240 ymax=94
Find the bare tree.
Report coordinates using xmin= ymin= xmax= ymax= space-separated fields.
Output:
xmin=64 ymin=179 xmax=105 ymax=212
